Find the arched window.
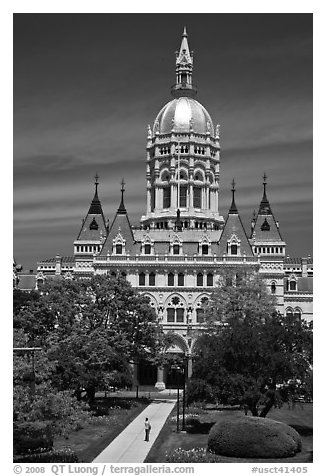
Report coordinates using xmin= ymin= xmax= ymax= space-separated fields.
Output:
xmin=271 ymin=282 xmax=276 ymax=294
xmin=173 ymin=244 xmax=180 ymax=255
xmin=116 ymin=244 xmax=123 ymax=255
xmin=294 ymin=309 xmax=302 ymax=320
xmin=207 ymin=273 xmax=213 ymax=286
xmin=144 ymin=244 xmax=151 ymax=255
xmin=168 ymin=273 xmax=174 ymax=286
xmin=149 ymin=272 xmax=155 ymax=286
xmin=163 ymin=186 xmax=171 ymax=208
xmin=194 ymin=186 xmax=201 ymax=208
xmin=197 ymin=273 xmax=203 ymax=286
xmin=178 ymin=273 xmax=184 ymax=286
xmin=286 ymin=308 xmax=294 ymax=318
xmin=139 ymin=272 xmax=145 ymax=286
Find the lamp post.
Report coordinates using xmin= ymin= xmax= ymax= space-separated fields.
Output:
xmin=171 ymin=363 xmax=181 ymax=432
xmin=181 ymin=356 xmax=187 ymax=432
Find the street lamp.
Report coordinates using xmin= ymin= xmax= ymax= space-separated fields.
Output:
xmin=181 ymin=357 xmax=187 ymax=432
xmin=171 ymin=363 xmax=182 ymax=432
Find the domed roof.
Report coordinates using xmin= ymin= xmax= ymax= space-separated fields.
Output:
xmin=154 ymin=97 xmax=214 ymax=135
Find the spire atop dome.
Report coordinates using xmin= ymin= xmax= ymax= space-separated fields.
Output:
xmin=229 ymin=178 xmax=238 ymax=214
xmin=171 ymin=28 xmax=197 ymax=98
xmin=117 ymin=178 xmax=127 ymax=214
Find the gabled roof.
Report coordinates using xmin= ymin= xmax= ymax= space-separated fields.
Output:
xmin=251 ymin=174 xmax=284 ymax=243
xmin=100 ymin=181 xmax=136 ymax=255
xmin=218 ymin=182 xmax=253 ymax=256
xmin=76 ymin=175 xmax=107 ymax=242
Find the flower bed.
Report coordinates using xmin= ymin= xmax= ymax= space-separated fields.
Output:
xmin=166 ymin=447 xmax=220 ymax=463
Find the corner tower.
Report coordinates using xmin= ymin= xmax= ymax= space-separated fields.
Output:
xmin=141 ymin=28 xmax=224 ymax=231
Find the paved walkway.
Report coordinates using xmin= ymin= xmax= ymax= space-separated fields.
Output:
xmin=92 ymin=392 xmax=177 ymax=463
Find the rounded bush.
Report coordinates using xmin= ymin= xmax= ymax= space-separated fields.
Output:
xmin=207 ymin=416 xmax=302 ymax=459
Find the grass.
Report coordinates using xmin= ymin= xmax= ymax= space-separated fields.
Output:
xmin=145 ymin=403 xmax=313 ymax=463
xmin=54 ymin=397 xmax=149 ymax=462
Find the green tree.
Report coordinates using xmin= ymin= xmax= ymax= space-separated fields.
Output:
xmin=192 ymin=268 xmax=313 ymax=417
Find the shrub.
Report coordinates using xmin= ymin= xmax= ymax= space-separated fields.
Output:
xmin=166 ymin=447 xmax=220 ymax=463
xmin=13 ymin=421 xmax=54 ymax=455
xmin=208 ymin=415 xmax=302 ymax=459
xmin=13 ymin=448 xmax=78 ymax=463
xmin=186 ymin=379 xmax=216 ymax=405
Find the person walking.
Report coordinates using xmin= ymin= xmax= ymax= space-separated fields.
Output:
xmin=144 ymin=417 xmax=151 ymax=442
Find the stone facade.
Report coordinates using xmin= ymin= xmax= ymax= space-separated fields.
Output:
xmin=35 ymin=29 xmax=313 ymax=389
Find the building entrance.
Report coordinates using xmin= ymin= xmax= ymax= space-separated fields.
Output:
xmin=137 ymin=359 xmax=157 ymax=386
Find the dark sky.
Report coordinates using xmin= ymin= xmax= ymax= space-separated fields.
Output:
xmin=13 ymin=13 xmax=313 ymax=270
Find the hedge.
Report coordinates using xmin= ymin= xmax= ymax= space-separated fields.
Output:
xmin=208 ymin=415 xmax=302 ymax=459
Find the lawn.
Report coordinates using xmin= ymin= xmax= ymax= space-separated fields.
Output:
xmin=145 ymin=403 xmax=313 ymax=463
xmin=54 ymin=396 xmax=149 ymax=462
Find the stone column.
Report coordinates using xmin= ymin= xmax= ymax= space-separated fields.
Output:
xmin=146 ymin=186 xmax=151 ymax=213
xmin=155 ymin=367 xmax=166 ymax=390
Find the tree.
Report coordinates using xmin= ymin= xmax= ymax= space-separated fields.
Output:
xmin=13 ymin=329 xmax=89 ymax=444
xmin=14 ymin=275 xmax=163 ymax=403
xmin=192 ymin=268 xmax=313 ymax=417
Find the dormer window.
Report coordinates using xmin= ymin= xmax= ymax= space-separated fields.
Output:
xmin=144 ymin=244 xmax=151 ymax=255
xmin=227 ymin=234 xmax=240 ymax=256
xmin=289 ymin=280 xmax=297 ymax=291
xmin=89 ymin=217 xmax=99 ymax=230
xmin=231 ymin=244 xmax=238 ymax=255
xmin=173 ymin=244 xmax=180 ymax=255
xmin=202 ymin=244 xmax=209 ymax=255
xmin=113 ymin=231 xmax=126 ymax=255
xmin=261 ymin=218 xmax=270 ymax=231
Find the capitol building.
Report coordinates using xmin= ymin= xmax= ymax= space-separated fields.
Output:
xmin=22 ymin=29 xmax=312 ymax=389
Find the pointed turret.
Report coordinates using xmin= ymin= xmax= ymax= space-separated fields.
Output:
xmin=218 ymin=180 xmax=253 ymax=257
xmin=171 ymin=27 xmax=197 ymax=98
xmin=100 ymin=179 xmax=136 ymax=256
xmin=250 ymin=174 xmax=286 ymax=257
xmin=229 ymin=179 xmax=238 ymax=214
xmin=74 ymin=174 xmax=107 ymax=256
